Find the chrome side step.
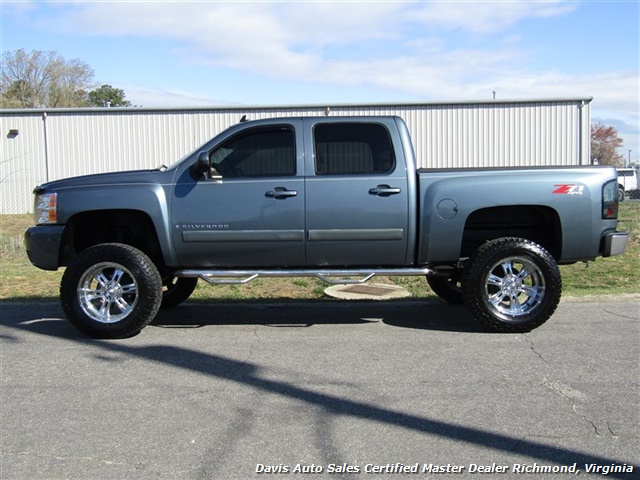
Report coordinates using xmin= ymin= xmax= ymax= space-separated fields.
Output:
xmin=175 ymin=268 xmax=435 ymax=286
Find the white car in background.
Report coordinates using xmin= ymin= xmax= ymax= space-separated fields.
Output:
xmin=616 ymin=167 xmax=639 ymax=201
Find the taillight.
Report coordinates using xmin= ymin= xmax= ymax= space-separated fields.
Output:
xmin=602 ymin=180 xmax=618 ymax=219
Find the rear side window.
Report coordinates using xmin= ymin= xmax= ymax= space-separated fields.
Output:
xmin=314 ymin=123 xmax=395 ymax=175
xmin=211 ymin=126 xmax=296 ymax=177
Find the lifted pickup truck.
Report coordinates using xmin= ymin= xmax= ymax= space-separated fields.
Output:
xmin=25 ymin=116 xmax=629 ymax=338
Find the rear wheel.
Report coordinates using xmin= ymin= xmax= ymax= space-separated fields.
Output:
xmin=427 ymin=273 xmax=464 ymax=305
xmin=462 ymin=238 xmax=561 ymax=333
xmin=61 ymin=243 xmax=162 ymax=338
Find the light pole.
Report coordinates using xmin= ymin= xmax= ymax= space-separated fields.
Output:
xmin=629 ymin=149 xmax=632 ymax=167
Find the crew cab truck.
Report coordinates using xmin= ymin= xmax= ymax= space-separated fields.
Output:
xmin=25 ymin=116 xmax=629 ymax=338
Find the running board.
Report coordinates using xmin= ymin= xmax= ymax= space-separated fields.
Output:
xmin=175 ymin=268 xmax=435 ymax=286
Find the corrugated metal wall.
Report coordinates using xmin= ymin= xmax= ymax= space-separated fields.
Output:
xmin=1 ymin=98 xmax=591 ymax=213
xmin=1 ymin=113 xmax=47 ymax=214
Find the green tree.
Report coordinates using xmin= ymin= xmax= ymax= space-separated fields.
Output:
xmin=88 ymin=84 xmax=132 ymax=107
xmin=1 ymin=79 xmax=32 ymax=108
xmin=591 ymin=123 xmax=624 ymax=166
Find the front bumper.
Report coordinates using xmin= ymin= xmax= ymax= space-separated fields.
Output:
xmin=24 ymin=225 xmax=65 ymax=271
xmin=602 ymin=231 xmax=629 ymax=257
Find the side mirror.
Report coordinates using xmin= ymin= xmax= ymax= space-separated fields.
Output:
xmin=190 ymin=151 xmax=215 ymax=180
xmin=196 ymin=151 xmax=211 ymax=174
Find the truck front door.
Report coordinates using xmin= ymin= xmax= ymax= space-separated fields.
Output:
xmin=304 ymin=119 xmax=411 ymax=266
xmin=172 ymin=121 xmax=305 ymax=268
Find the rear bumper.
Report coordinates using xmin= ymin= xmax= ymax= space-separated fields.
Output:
xmin=24 ymin=225 xmax=65 ymax=271
xmin=602 ymin=231 xmax=629 ymax=257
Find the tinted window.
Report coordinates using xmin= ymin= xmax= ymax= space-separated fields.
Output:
xmin=314 ymin=123 xmax=395 ymax=175
xmin=211 ymin=127 xmax=296 ymax=177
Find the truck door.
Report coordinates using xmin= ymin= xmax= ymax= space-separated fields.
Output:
xmin=171 ymin=121 xmax=305 ymax=268
xmin=304 ymin=118 xmax=411 ymax=266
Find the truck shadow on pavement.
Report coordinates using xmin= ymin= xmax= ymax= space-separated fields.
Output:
xmin=3 ymin=299 xmax=639 ymax=477
xmin=2 ymin=299 xmax=637 ymax=479
xmin=0 ymin=298 xmax=485 ymax=338
xmin=1 ymin=298 xmax=486 ymax=343
xmin=152 ymin=299 xmax=487 ymax=333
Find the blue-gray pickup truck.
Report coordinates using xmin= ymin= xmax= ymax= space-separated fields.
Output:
xmin=25 ymin=116 xmax=629 ymax=338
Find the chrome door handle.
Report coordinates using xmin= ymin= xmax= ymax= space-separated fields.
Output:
xmin=265 ymin=187 xmax=298 ymax=199
xmin=369 ymin=185 xmax=401 ymax=197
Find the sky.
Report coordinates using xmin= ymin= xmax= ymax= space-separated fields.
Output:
xmin=2 ymin=0 xmax=639 ymax=163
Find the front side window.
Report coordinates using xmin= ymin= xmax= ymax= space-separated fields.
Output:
xmin=211 ymin=126 xmax=296 ymax=177
xmin=314 ymin=123 xmax=395 ymax=175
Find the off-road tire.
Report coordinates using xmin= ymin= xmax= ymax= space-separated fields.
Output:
xmin=462 ymin=238 xmax=561 ymax=333
xmin=161 ymin=277 xmax=198 ymax=308
xmin=61 ymin=243 xmax=162 ymax=338
xmin=427 ymin=274 xmax=464 ymax=305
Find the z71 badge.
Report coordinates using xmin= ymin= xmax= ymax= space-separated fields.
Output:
xmin=553 ymin=184 xmax=584 ymax=195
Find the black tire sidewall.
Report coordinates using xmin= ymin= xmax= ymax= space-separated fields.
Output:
xmin=161 ymin=277 xmax=198 ymax=309
xmin=462 ymin=238 xmax=561 ymax=333
xmin=61 ymin=243 xmax=162 ymax=338
xmin=427 ymin=275 xmax=464 ymax=305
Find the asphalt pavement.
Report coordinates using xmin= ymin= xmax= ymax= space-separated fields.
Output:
xmin=1 ymin=296 xmax=638 ymax=479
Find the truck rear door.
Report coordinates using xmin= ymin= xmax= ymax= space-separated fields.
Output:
xmin=304 ymin=118 xmax=411 ymax=266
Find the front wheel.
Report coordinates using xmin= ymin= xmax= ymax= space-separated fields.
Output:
xmin=161 ymin=277 xmax=198 ymax=308
xmin=462 ymin=238 xmax=561 ymax=333
xmin=61 ymin=243 xmax=163 ymax=338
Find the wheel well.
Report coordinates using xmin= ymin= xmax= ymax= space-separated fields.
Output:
xmin=462 ymin=206 xmax=562 ymax=260
xmin=60 ymin=210 xmax=164 ymax=268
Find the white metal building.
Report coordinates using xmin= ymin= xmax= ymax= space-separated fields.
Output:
xmin=1 ymin=98 xmax=592 ymax=214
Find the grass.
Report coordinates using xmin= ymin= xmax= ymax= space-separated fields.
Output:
xmin=560 ymin=201 xmax=640 ymax=296
xmin=1 ymin=203 xmax=638 ymax=302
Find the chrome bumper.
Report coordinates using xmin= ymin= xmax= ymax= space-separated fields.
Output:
xmin=603 ymin=231 xmax=629 ymax=257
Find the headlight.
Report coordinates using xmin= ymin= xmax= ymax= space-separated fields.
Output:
xmin=35 ymin=193 xmax=58 ymax=224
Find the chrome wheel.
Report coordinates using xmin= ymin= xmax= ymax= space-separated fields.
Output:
xmin=483 ymin=255 xmax=545 ymax=319
xmin=77 ymin=262 xmax=139 ymax=323
xmin=62 ymin=244 xmax=162 ymax=338
xmin=463 ymin=238 xmax=561 ymax=332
